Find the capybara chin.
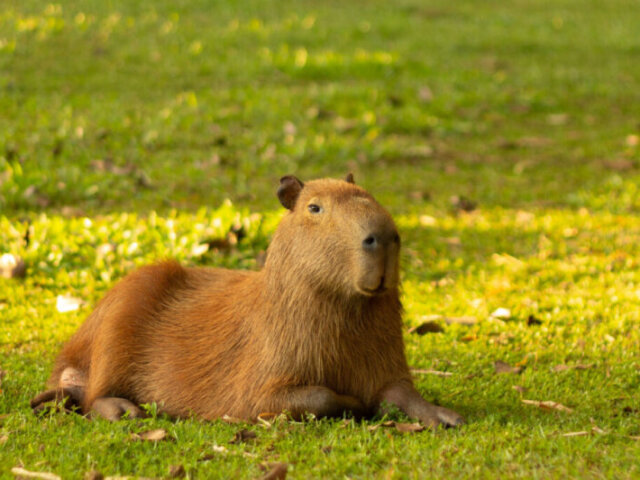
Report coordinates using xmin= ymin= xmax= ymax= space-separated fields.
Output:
xmin=31 ymin=174 xmax=464 ymax=428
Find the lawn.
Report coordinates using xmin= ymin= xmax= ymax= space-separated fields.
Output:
xmin=1 ymin=0 xmax=640 ymax=478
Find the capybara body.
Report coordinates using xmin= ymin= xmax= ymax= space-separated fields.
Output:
xmin=32 ymin=176 xmax=463 ymax=427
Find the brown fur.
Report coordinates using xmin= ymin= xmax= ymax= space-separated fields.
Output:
xmin=31 ymin=176 xmax=463 ymax=427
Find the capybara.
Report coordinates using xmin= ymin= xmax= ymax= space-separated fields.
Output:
xmin=31 ymin=174 xmax=464 ymax=428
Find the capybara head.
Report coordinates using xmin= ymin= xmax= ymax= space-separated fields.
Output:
xmin=265 ymin=174 xmax=400 ymax=298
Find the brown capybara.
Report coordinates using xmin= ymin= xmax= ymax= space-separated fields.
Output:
xmin=31 ymin=174 xmax=464 ymax=428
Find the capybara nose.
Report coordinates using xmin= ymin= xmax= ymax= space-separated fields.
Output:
xmin=362 ymin=234 xmax=380 ymax=251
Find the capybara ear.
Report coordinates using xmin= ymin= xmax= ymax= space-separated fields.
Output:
xmin=345 ymin=173 xmax=355 ymax=184
xmin=277 ymin=175 xmax=305 ymax=210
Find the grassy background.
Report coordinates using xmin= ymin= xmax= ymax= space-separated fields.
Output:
xmin=1 ymin=0 xmax=640 ymax=478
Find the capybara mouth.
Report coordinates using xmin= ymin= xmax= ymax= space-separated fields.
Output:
xmin=358 ymin=277 xmax=387 ymax=296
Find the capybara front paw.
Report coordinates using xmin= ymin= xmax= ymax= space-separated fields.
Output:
xmin=90 ymin=397 xmax=146 ymax=421
xmin=434 ymin=406 xmax=465 ymax=428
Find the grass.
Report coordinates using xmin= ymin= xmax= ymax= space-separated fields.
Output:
xmin=1 ymin=0 xmax=640 ymax=478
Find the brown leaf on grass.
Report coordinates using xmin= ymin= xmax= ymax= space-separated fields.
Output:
xmin=494 ymin=361 xmax=523 ymax=374
xmin=84 ymin=471 xmax=103 ymax=480
xmin=259 ymin=462 xmax=288 ymax=480
xmin=367 ymin=420 xmax=396 ymax=432
xmin=522 ymin=399 xmax=573 ymax=413
xmin=628 ymin=435 xmax=640 ymax=441
xmin=574 ymin=364 xmax=594 ymax=370
xmin=561 ymin=431 xmax=589 ymax=437
xmin=0 ymin=434 xmax=8 ymax=444
xmin=229 ymin=429 xmax=257 ymax=444
xmin=0 ymin=254 xmax=26 ymax=279
xmin=527 ymin=314 xmax=542 ymax=326
xmin=408 ymin=321 xmax=444 ymax=335
xmin=498 ymin=137 xmax=552 ymax=149
xmin=394 ymin=422 xmax=426 ymax=433
xmin=553 ymin=364 xmax=594 ymax=372
xmin=512 ymin=385 xmax=528 ymax=394
xmin=418 ymin=86 xmax=434 ymax=103
xmin=333 ymin=116 xmax=358 ymax=133
xmin=411 ymin=369 xmax=453 ymax=377
xmin=368 ymin=420 xmax=425 ymax=433
xmin=444 ymin=316 xmax=478 ymax=325
xmin=168 ymin=465 xmax=185 ymax=478
xmin=256 ymin=412 xmax=281 ymax=428
xmin=23 ymin=185 xmax=51 ymax=207
xmin=10 ymin=467 xmax=61 ymax=480
xmin=547 ymin=113 xmax=568 ymax=125
xmin=205 ymin=232 xmax=239 ymax=252
xmin=603 ymin=158 xmax=635 ymax=172
xmin=90 ymin=159 xmax=136 ymax=176
xmin=131 ymin=428 xmax=167 ymax=441
xmin=450 ymin=195 xmax=477 ymax=213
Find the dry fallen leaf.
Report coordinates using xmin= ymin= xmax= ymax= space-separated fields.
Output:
xmin=10 ymin=467 xmax=61 ymax=480
xmin=444 ymin=316 xmax=478 ymax=325
xmin=450 ymin=195 xmax=477 ymax=213
xmin=131 ymin=428 xmax=167 ymax=441
xmin=408 ymin=321 xmax=444 ymax=335
xmin=628 ymin=435 xmax=640 ymax=441
xmin=561 ymin=431 xmax=588 ymax=437
xmin=90 ymin=159 xmax=136 ymax=176
xmin=522 ymin=399 xmax=573 ymax=413
xmin=367 ymin=420 xmax=396 ymax=432
xmin=394 ymin=422 xmax=426 ymax=433
xmin=411 ymin=369 xmax=453 ymax=377
xmin=259 ymin=462 xmax=288 ymax=480
xmin=603 ymin=158 xmax=635 ymax=171
xmin=168 ymin=465 xmax=185 ymax=478
xmin=418 ymin=85 xmax=434 ymax=103
xmin=56 ymin=294 xmax=85 ymax=313
xmin=574 ymin=364 xmax=594 ymax=370
xmin=494 ymin=361 xmax=522 ymax=374
xmin=527 ymin=314 xmax=542 ymax=326
xmin=368 ymin=420 xmax=425 ymax=433
xmin=0 ymin=253 xmax=26 ymax=279
xmin=229 ymin=429 xmax=257 ymax=444
xmin=84 ymin=471 xmax=103 ymax=480
xmin=256 ymin=412 xmax=281 ymax=427
xmin=553 ymin=364 xmax=594 ymax=372
xmin=512 ymin=385 xmax=529 ymax=394
xmin=0 ymin=434 xmax=8 ymax=444
xmin=211 ymin=445 xmax=229 ymax=454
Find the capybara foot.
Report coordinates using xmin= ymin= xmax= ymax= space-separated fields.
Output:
xmin=422 ymin=406 xmax=465 ymax=429
xmin=30 ymin=387 xmax=83 ymax=415
xmin=90 ymin=397 xmax=146 ymax=421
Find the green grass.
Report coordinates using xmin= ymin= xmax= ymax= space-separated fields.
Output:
xmin=1 ymin=0 xmax=640 ymax=478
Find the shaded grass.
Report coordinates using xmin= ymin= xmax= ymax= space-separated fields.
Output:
xmin=1 ymin=0 xmax=640 ymax=478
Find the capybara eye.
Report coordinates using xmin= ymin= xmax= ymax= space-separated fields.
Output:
xmin=393 ymin=233 xmax=400 ymax=243
xmin=308 ymin=204 xmax=323 ymax=214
